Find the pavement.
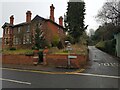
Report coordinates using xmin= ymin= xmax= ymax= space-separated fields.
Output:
xmin=2 ymin=64 xmax=85 ymax=74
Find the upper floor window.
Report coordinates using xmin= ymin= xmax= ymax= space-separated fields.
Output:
xmin=26 ymin=25 xmax=30 ymax=33
xmin=18 ymin=27 xmax=21 ymax=33
xmin=39 ymin=22 xmax=42 ymax=28
xmin=5 ymin=27 xmax=8 ymax=35
xmin=26 ymin=33 xmax=31 ymax=44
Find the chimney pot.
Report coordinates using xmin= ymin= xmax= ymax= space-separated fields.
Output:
xmin=59 ymin=16 xmax=63 ymax=26
xmin=50 ymin=4 xmax=55 ymax=22
xmin=10 ymin=15 xmax=14 ymax=25
xmin=26 ymin=11 xmax=32 ymax=23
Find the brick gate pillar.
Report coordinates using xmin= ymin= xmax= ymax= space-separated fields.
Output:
xmin=43 ymin=47 xmax=49 ymax=65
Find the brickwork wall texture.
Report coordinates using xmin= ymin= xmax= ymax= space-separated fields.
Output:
xmin=2 ymin=54 xmax=34 ymax=65
xmin=2 ymin=54 xmax=88 ymax=68
xmin=45 ymin=54 xmax=87 ymax=68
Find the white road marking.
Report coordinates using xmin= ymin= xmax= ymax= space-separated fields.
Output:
xmin=104 ymin=63 xmax=110 ymax=66
xmin=110 ymin=63 xmax=114 ymax=67
xmin=98 ymin=63 xmax=101 ymax=66
xmin=99 ymin=63 xmax=119 ymax=67
xmin=0 ymin=78 xmax=31 ymax=85
xmin=75 ymin=73 xmax=120 ymax=79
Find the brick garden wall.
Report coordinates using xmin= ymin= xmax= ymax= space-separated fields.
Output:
xmin=45 ymin=54 xmax=88 ymax=68
xmin=2 ymin=54 xmax=34 ymax=65
xmin=2 ymin=54 xmax=88 ymax=68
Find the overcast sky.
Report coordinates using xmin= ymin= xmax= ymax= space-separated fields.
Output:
xmin=0 ymin=0 xmax=106 ymax=37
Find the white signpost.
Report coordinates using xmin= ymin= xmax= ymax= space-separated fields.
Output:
xmin=65 ymin=41 xmax=74 ymax=68
xmin=68 ymin=56 xmax=77 ymax=59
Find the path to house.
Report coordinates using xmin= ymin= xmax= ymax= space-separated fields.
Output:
xmin=1 ymin=46 xmax=120 ymax=88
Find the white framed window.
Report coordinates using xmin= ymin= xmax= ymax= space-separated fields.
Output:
xmin=8 ymin=28 xmax=10 ymax=34
xmin=26 ymin=25 xmax=30 ymax=32
xmin=18 ymin=27 xmax=21 ymax=33
xmin=19 ymin=38 xmax=21 ymax=45
xmin=4 ymin=38 xmax=6 ymax=45
xmin=23 ymin=35 xmax=26 ymax=44
xmin=26 ymin=34 xmax=31 ymax=44
xmin=16 ymin=38 xmax=19 ymax=45
xmin=5 ymin=27 xmax=8 ymax=34
xmin=13 ymin=36 xmax=16 ymax=45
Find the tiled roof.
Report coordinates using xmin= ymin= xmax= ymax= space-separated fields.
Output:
xmin=2 ymin=15 xmax=64 ymax=29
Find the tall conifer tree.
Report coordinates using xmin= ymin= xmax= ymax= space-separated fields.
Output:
xmin=64 ymin=0 xmax=86 ymax=43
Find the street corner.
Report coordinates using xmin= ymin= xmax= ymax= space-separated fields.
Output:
xmin=1 ymin=67 xmax=85 ymax=75
xmin=49 ymin=68 xmax=86 ymax=74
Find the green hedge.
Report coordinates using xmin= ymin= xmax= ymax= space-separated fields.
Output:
xmin=96 ymin=39 xmax=116 ymax=55
xmin=95 ymin=41 xmax=106 ymax=51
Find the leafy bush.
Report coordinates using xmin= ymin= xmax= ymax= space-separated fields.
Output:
xmin=9 ymin=47 xmax=16 ymax=51
xmin=95 ymin=41 xmax=105 ymax=51
xmin=57 ymin=41 xmax=64 ymax=49
xmin=38 ymin=50 xmax=43 ymax=63
xmin=104 ymin=39 xmax=116 ymax=55
xmin=65 ymin=35 xmax=74 ymax=44
xmin=25 ymin=51 xmax=34 ymax=56
xmin=51 ymin=36 xmax=59 ymax=47
xmin=32 ymin=46 xmax=39 ymax=50
xmin=96 ymin=39 xmax=116 ymax=55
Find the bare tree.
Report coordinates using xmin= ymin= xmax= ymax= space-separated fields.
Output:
xmin=96 ymin=0 xmax=120 ymax=26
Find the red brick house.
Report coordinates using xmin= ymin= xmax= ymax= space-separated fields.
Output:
xmin=2 ymin=4 xmax=65 ymax=49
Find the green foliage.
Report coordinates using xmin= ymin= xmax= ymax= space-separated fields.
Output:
xmin=32 ymin=46 xmax=37 ymax=50
xmin=51 ymin=36 xmax=59 ymax=47
xmin=91 ymin=22 xmax=117 ymax=55
xmin=9 ymin=47 xmax=16 ymax=51
xmin=57 ymin=41 xmax=64 ymax=49
xmin=3 ymin=49 xmax=34 ymax=55
xmin=96 ymin=41 xmax=106 ymax=51
xmin=34 ymin=23 xmax=47 ymax=49
xmin=93 ymin=23 xmax=116 ymax=43
xmin=96 ymin=39 xmax=116 ymax=55
xmin=25 ymin=50 xmax=34 ymax=56
xmin=65 ymin=35 xmax=74 ymax=44
xmin=64 ymin=2 xmax=86 ymax=43
xmin=38 ymin=50 xmax=43 ymax=63
xmin=79 ymin=32 xmax=88 ymax=45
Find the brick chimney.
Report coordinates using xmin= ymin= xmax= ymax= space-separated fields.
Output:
xmin=10 ymin=15 xmax=14 ymax=25
xmin=59 ymin=16 xmax=63 ymax=26
xmin=26 ymin=11 xmax=32 ymax=23
xmin=50 ymin=4 xmax=55 ymax=22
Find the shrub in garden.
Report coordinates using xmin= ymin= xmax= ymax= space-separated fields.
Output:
xmin=9 ymin=47 xmax=16 ymax=51
xmin=38 ymin=50 xmax=43 ymax=63
xmin=25 ymin=51 xmax=34 ymax=56
xmin=51 ymin=36 xmax=59 ymax=47
xmin=57 ymin=41 xmax=64 ymax=49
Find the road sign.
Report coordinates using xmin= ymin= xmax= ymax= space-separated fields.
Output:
xmin=33 ymin=56 xmax=39 ymax=58
xmin=68 ymin=56 xmax=77 ymax=59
